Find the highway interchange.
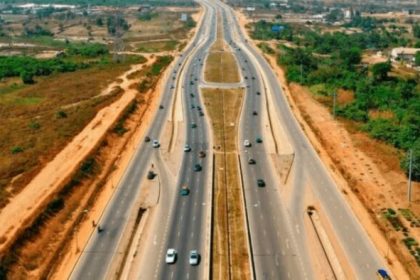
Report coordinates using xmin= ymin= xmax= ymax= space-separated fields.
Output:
xmin=70 ymin=0 xmax=389 ymax=279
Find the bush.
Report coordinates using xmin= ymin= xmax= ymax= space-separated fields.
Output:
xmin=11 ymin=146 xmax=24 ymax=154
xmin=66 ymin=43 xmax=109 ymax=57
xmin=21 ymin=70 xmax=34 ymax=84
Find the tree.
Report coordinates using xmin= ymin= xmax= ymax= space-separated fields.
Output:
xmin=339 ymin=47 xmax=362 ymax=67
xmin=325 ymin=9 xmax=344 ymax=23
xmin=21 ymin=70 xmax=34 ymax=84
xmin=415 ymin=51 xmax=420 ymax=66
xmin=371 ymin=61 xmax=391 ymax=81
xmin=413 ymin=24 xmax=420 ymax=39
xmin=96 ymin=17 xmax=103 ymax=26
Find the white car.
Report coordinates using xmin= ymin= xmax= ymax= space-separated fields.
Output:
xmin=184 ymin=144 xmax=191 ymax=152
xmin=189 ymin=250 xmax=200 ymax=266
xmin=243 ymin=139 xmax=251 ymax=147
xmin=152 ymin=140 xmax=160 ymax=148
xmin=165 ymin=248 xmax=177 ymax=264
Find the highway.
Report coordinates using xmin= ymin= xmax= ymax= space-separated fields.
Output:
xmin=218 ymin=1 xmax=388 ymax=279
xmin=69 ymin=2 xmax=215 ymax=279
xmin=70 ymin=0 xmax=388 ymax=279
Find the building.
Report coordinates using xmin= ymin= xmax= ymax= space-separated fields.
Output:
xmin=390 ymin=47 xmax=419 ymax=67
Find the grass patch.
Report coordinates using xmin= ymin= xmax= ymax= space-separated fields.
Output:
xmin=257 ymin=42 xmax=275 ymax=55
xmin=204 ymin=51 xmax=240 ymax=83
xmin=136 ymin=40 xmax=179 ymax=53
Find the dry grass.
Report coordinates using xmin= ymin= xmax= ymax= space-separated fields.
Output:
xmin=0 ymin=56 xmax=146 ymax=206
xmin=135 ymin=40 xmax=180 ymax=53
xmin=202 ymin=88 xmax=250 ymax=279
xmin=204 ymin=52 xmax=240 ymax=84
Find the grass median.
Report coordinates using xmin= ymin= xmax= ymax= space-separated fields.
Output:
xmin=202 ymin=88 xmax=250 ymax=279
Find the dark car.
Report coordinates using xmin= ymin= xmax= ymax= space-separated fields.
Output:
xmin=147 ymin=171 xmax=155 ymax=180
xmin=248 ymin=158 xmax=256 ymax=164
xmin=257 ymin=179 xmax=265 ymax=187
xmin=199 ymin=151 xmax=206 ymax=158
xmin=191 ymin=123 xmax=197 ymax=128
xmin=180 ymin=185 xmax=190 ymax=196
xmin=190 ymin=93 xmax=195 ymax=97
xmin=256 ymin=137 xmax=263 ymax=143
xmin=256 ymin=91 xmax=260 ymax=95
xmin=199 ymin=111 xmax=204 ymax=117
xmin=159 ymin=105 xmax=164 ymax=109
xmin=252 ymin=111 xmax=258 ymax=116
xmin=145 ymin=136 xmax=151 ymax=142
xmin=194 ymin=164 xmax=202 ymax=172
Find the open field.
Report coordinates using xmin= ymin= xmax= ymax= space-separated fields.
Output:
xmin=202 ymin=88 xmax=250 ymax=279
xmin=0 ymin=55 xmax=146 ymax=206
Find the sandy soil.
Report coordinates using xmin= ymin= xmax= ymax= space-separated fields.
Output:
xmin=235 ymin=9 xmax=412 ymax=279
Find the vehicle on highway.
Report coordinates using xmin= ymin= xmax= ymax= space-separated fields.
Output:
xmin=190 ymin=93 xmax=195 ymax=97
xmin=256 ymin=91 xmax=260 ymax=95
xmin=184 ymin=144 xmax=191 ymax=152
xmin=257 ymin=179 xmax=266 ymax=187
xmin=244 ymin=139 xmax=251 ymax=147
xmin=190 ymin=81 xmax=194 ymax=85
xmin=159 ymin=105 xmax=164 ymax=109
xmin=194 ymin=163 xmax=202 ymax=172
xmin=252 ymin=111 xmax=258 ymax=116
xmin=189 ymin=250 xmax=200 ymax=266
xmin=377 ymin=269 xmax=391 ymax=279
xmin=191 ymin=123 xmax=197 ymax=129
xmin=180 ymin=185 xmax=190 ymax=196
xmin=152 ymin=140 xmax=160 ymax=148
xmin=199 ymin=111 xmax=204 ymax=117
xmin=199 ymin=151 xmax=206 ymax=158
xmin=191 ymin=104 xmax=195 ymax=109
xmin=256 ymin=137 xmax=263 ymax=143
xmin=171 ymin=85 xmax=175 ymax=89
xmin=248 ymin=158 xmax=256 ymax=165
xmin=147 ymin=170 xmax=155 ymax=180
xmin=165 ymin=249 xmax=177 ymax=264
xmin=145 ymin=136 xmax=151 ymax=142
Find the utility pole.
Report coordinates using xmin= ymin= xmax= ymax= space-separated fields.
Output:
xmin=407 ymin=149 xmax=413 ymax=203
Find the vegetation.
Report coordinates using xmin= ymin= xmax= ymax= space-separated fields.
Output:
xmin=138 ymin=55 xmax=173 ymax=93
xmin=2 ymin=0 xmax=195 ymax=6
xmin=256 ymin=21 xmax=420 ymax=179
xmin=66 ymin=43 xmax=109 ymax=57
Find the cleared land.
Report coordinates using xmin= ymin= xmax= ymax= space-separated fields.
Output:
xmin=202 ymin=88 xmax=250 ymax=279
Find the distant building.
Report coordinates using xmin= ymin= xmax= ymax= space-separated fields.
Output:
xmin=180 ymin=13 xmax=188 ymax=21
xmin=390 ymin=47 xmax=420 ymax=67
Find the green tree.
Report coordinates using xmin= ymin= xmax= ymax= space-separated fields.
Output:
xmin=415 ymin=51 xmax=420 ymax=66
xmin=371 ymin=61 xmax=391 ymax=81
xmin=413 ymin=24 xmax=420 ymax=39
xmin=20 ymin=70 xmax=34 ymax=84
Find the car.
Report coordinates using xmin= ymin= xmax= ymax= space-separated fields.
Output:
xmin=191 ymin=104 xmax=195 ymax=109
xmin=180 ymin=185 xmax=190 ymax=196
xmin=244 ymin=76 xmax=248 ymax=80
xmin=256 ymin=91 xmax=260 ymax=95
xmin=147 ymin=170 xmax=155 ymax=180
xmin=189 ymin=250 xmax=200 ymax=266
xmin=194 ymin=163 xmax=202 ymax=172
xmin=256 ymin=137 xmax=263 ymax=143
xmin=197 ymin=105 xmax=201 ymax=110
xmin=184 ymin=144 xmax=191 ymax=152
xmin=152 ymin=140 xmax=160 ymax=148
xmin=190 ymin=93 xmax=195 ymax=97
xmin=199 ymin=151 xmax=206 ymax=158
xmin=252 ymin=76 xmax=256 ymax=80
xmin=191 ymin=123 xmax=197 ymax=128
xmin=252 ymin=111 xmax=258 ymax=116
xmin=248 ymin=158 xmax=256 ymax=165
xmin=159 ymin=105 xmax=164 ymax=109
xmin=244 ymin=140 xmax=251 ymax=147
xmin=190 ymin=81 xmax=194 ymax=85
xmin=377 ymin=269 xmax=391 ymax=279
xmin=199 ymin=111 xmax=204 ymax=117
xmin=170 ymin=85 xmax=175 ymax=89
xmin=145 ymin=136 xmax=151 ymax=142
xmin=257 ymin=179 xmax=265 ymax=187
xmin=165 ymin=248 xmax=177 ymax=264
